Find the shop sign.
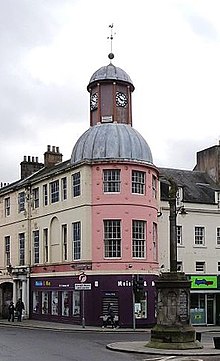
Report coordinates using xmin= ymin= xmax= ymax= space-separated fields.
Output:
xmin=75 ymin=283 xmax=91 ymax=290
xmin=190 ymin=275 xmax=217 ymax=289
xmin=35 ymin=280 xmax=51 ymax=287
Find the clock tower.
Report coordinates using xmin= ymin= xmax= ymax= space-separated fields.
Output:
xmin=87 ymin=53 xmax=135 ymax=127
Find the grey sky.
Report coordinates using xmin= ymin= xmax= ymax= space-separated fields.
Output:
xmin=1 ymin=0 xmax=220 ymax=182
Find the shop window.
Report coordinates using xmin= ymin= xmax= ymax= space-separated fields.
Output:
xmin=33 ymin=291 xmax=40 ymax=314
xmin=73 ymin=291 xmax=80 ymax=316
xmin=51 ymin=291 xmax=59 ymax=315
xmin=42 ymin=291 xmax=49 ymax=314
xmin=135 ymin=292 xmax=147 ymax=319
xmin=132 ymin=170 xmax=145 ymax=194
xmin=62 ymin=291 xmax=70 ymax=316
xmin=103 ymin=169 xmax=120 ymax=193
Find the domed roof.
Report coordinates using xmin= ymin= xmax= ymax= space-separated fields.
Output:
xmin=87 ymin=63 xmax=135 ymax=91
xmin=71 ymin=123 xmax=153 ymax=165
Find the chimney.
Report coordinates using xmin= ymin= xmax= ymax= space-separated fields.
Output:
xmin=194 ymin=144 xmax=220 ymax=184
xmin=20 ymin=156 xmax=44 ymax=180
xmin=44 ymin=145 xmax=63 ymax=168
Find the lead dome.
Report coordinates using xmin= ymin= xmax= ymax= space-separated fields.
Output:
xmin=71 ymin=123 xmax=153 ymax=164
xmin=87 ymin=63 xmax=135 ymax=91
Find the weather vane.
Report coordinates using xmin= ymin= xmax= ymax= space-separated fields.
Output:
xmin=107 ymin=23 xmax=115 ymax=62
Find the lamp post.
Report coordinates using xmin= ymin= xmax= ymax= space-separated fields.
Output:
xmin=169 ymin=179 xmax=178 ymax=273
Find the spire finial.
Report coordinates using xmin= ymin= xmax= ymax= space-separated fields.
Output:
xmin=107 ymin=23 xmax=115 ymax=62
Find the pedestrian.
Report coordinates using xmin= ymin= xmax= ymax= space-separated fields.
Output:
xmin=107 ymin=303 xmax=115 ymax=328
xmin=8 ymin=301 xmax=15 ymax=322
xmin=15 ymin=298 xmax=25 ymax=322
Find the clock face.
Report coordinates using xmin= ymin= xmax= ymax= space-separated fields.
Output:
xmin=90 ymin=93 xmax=98 ymax=111
xmin=116 ymin=91 xmax=128 ymax=108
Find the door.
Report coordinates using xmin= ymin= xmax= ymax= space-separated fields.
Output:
xmin=207 ymin=294 xmax=215 ymax=325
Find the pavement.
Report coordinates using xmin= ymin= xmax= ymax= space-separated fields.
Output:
xmin=0 ymin=319 xmax=220 ymax=356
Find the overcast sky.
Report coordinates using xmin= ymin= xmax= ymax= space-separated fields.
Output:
xmin=1 ymin=0 xmax=220 ymax=183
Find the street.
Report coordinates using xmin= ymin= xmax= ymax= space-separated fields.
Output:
xmin=0 ymin=325 xmax=219 ymax=361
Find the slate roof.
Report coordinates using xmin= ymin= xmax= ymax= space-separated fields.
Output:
xmin=159 ymin=167 xmax=220 ymax=205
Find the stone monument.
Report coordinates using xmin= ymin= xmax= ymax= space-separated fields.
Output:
xmin=147 ymin=179 xmax=202 ymax=350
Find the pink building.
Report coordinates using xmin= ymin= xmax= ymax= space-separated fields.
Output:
xmin=0 ymin=53 xmax=159 ymax=327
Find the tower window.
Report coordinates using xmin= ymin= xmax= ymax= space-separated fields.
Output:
xmin=103 ymin=170 xmax=120 ymax=193
xmin=132 ymin=171 xmax=145 ymax=194
xmin=104 ymin=220 xmax=121 ymax=258
xmin=132 ymin=220 xmax=146 ymax=258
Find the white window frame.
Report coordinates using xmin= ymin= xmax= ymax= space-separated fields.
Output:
xmin=132 ymin=220 xmax=146 ymax=258
xmin=18 ymin=191 xmax=25 ymax=212
xmin=62 ymin=224 xmax=68 ymax=261
xmin=103 ymin=170 xmax=120 ymax=193
xmin=195 ymin=261 xmax=205 ymax=272
xmin=5 ymin=236 xmax=10 ymax=266
xmin=50 ymin=180 xmax=59 ymax=203
xmin=132 ymin=170 xmax=145 ymax=195
xmin=43 ymin=184 xmax=48 ymax=206
xmin=72 ymin=172 xmax=81 ymax=197
xmin=33 ymin=187 xmax=39 ymax=209
xmin=194 ymin=226 xmax=205 ymax=246
xmin=19 ymin=232 xmax=25 ymax=266
xmin=33 ymin=230 xmax=40 ymax=264
xmin=177 ymin=225 xmax=183 ymax=245
xmin=104 ymin=220 xmax=121 ymax=258
xmin=217 ymin=227 xmax=220 ymax=246
xmin=73 ymin=221 xmax=81 ymax=260
xmin=61 ymin=177 xmax=67 ymax=200
xmin=4 ymin=197 xmax=10 ymax=217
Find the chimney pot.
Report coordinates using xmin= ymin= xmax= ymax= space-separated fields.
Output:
xmin=47 ymin=145 xmax=50 ymax=152
xmin=28 ymin=156 xmax=31 ymax=162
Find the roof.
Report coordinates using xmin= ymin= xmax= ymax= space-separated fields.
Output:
xmin=71 ymin=123 xmax=153 ymax=165
xmin=87 ymin=63 xmax=134 ymax=91
xmin=159 ymin=167 xmax=220 ymax=204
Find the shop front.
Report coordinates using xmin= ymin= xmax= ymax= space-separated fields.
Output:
xmin=30 ymin=273 xmax=157 ymax=327
xmin=189 ymin=275 xmax=220 ymax=325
